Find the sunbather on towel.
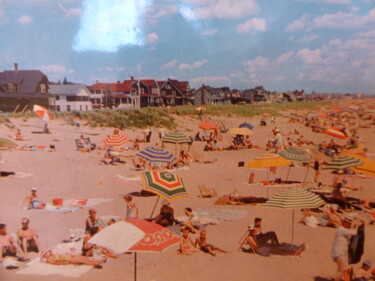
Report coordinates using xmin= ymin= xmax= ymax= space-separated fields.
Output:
xmin=82 ymin=227 xmax=118 ymax=259
xmin=181 ymin=208 xmax=201 ymax=233
xmin=228 ymin=189 xmax=268 ymax=205
xmin=22 ymin=188 xmax=46 ymax=210
xmin=42 ymin=249 xmax=103 ymax=268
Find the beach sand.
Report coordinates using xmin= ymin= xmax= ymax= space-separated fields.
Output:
xmin=1 ymin=105 xmax=374 ymax=281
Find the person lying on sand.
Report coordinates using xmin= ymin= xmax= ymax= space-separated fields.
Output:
xmin=181 ymin=208 xmax=201 ymax=233
xmin=319 ymin=204 xmax=343 ymax=227
xmin=228 ymin=189 xmax=267 ymax=205
xmin=299 ymin=209 xmax=319 ymax=227
xmin=195 ymin=230 xmax=227 ymax=256
xmin=82 ymin=227 xmax=118 ymax=259
xmin=41 ymin=248 xmax=103 ymax=268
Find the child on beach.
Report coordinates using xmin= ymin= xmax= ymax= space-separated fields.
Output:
xmin=179 ymin=227 xmax=197 ymax=255
xmin=195 ymin=230 xmax=227 ymax=256
xmin=123 ymin=194 xmax=138 ymax=219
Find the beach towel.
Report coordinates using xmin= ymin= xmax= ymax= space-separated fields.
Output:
xmin=25 ymin=199 xmax=113 ymax=213
xmin=114 ymin=174 xmax=141 ymax=184
xmin=195 ymin=208 xmax=248 ymax=221
xmin=175 ymin=215 xmax=219 ymax=226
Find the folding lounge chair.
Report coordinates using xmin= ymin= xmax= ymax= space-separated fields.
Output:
xmin=198 ymin=184 xmax=217 ymax=198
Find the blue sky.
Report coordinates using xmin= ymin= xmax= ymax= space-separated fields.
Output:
xmin=0 ymin=0 xmax=374 ymax=94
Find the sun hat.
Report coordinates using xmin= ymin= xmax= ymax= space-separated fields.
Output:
xmin=161 ymin=200 xmax=170 ymax=206
xmin=31 ymin=187 xmax=37 ymax=191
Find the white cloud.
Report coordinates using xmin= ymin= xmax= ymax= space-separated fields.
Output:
xmin=58 ymin=4 xmax=81 ymax=16
xmin=286 ymin=8 xmax=375 ymax=32
xmin=149 ymin=4 xmax=177 ymax=18
xmin=179 ymin=59 xmax=208 ymax=70
xmin=236 ymin=18 xmax=267 ymax=33
xmin=276 ymin=51 xmax=294 ymax=63
xmin=202 ymin=29 xmax=218 ymax=36
xmin=0 ymin=0 xmax=8 ymax=25
xmin=285 ymin=14 xmax=312 ymax=32
xmin=191 ymin=76 xmax=230 ymax=84
xmin=180 ymin=0 xmax=259 ymax=20
xmin=244 ymin=56 xmax=269 ymax=71
xmin=355 ymin=30 xmax=375 ymax=38
xmin=296 ymin=48 xmax=323 ymax=64
xmin=296 ymin=0 xmax=351 ymax=3
xmin=17 ymin=15 xmax=33 ymax=25
xmin=39 ymin=64 xmax=74 ymax=74
xmin=161 ymin=59 xmax=179 ymax=70
xmin=145 ymin=32 xmax=159 ymax=44
xmin=295 ymin=34 xmax=318 ymax=43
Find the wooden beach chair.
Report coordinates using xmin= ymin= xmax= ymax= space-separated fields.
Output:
xmin=198 ymin=184 xmax=217 ymax=198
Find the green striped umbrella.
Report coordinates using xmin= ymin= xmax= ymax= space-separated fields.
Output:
xmin=279 ymin=148 xmax=311 ymax=183
xmin=322 ymin=156 xmax=363 ymax=170
xmin=161 ymin=131 xmax=191 ymax=155
xmin=263 ymin=188 xmax=325 ymax=242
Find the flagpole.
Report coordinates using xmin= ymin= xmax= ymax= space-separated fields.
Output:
xmin=134 ymin=252 xmax=137 ymax=281
xmin=149 ymin=196 xmax=160 ymax=219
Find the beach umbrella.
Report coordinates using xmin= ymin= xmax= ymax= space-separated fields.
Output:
xmin=0 ymin=137 xmax=18 ymax=149
xmin=161 ymin=131 xmax=191 ymax=155
xmin=103 ymin=133 xmax=130 ymax=147
xmin=349 ymin=155 xmax=375 ymax=176
xmin=279 ymin=148 xmax=311 ymax=182
xmin=198 ymin=121 xmax=218 ymax=131
xmin=263 ymin=188 xmax=325 ymax=243
xmin=141 ymin=170 xmax=188 ymax=202
xmin=239 ymin=122 xmax=254 ymax=130
xmin=126 ymin=219 xmax=180 ymax=281
xmin=88 ymin=221 xmax=145 ymax=254
xmin=33 ymin=104 xmax=52 ymax=121
xmin=330 ymin=106 xmax=343 ymax=112
xmin=227 ymin=127 xmax=253 ymax=136
xmin=317 ymin=113 xmax=329 ymax=118
xmin=340 ymin=145 xmax=367 ymax=157
xmin=136 ymin=147 xmax=176 ymax=164
xmin=323 ymin=128 xmax=346 ymax=139
xmin=322 ymin=156 xmax=364 ymax=171
xmin=261 ymin=113 xmax=271 ymax=117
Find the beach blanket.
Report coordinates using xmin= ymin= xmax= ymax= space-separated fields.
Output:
xmin=175 ymin=215 xmax=219 ymax=226
xmin=195 ymin=208 xmax=248 ymax=221
xmin=25 ymin=199 xmax=113 ymax=213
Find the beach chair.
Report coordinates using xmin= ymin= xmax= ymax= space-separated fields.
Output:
xmin=198 ymin=184 xmax=217 ymax=198
xmin=75 ymin=139 xmax=89 ymax=152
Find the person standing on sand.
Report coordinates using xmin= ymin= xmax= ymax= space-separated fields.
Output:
xmin=123 ymin=194 xmax=138 ymax=219
xmin=331 ymin=216 xmax=364 ymax=281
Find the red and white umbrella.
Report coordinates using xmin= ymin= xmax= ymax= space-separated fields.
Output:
xmin=33 ymin=104 xmax=52 ymax=121
xmin=196 ymin=106 xmax=207 ymax=111
xmin=323 ymin=127 xmax=346 ymax=139
xmin=103 ymin=133 xmax=130 ymax=147
xmin=199 ymin=121 xmax=218 ymax=131
xmin=127 ymin=219 xmax=180 ymax=252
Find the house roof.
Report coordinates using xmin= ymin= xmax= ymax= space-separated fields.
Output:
xmin=88 ymin=82 xmax=134 ymax=92
xmin=49 ymin=84 xmax=89 ymax=96
xmin=0 ymin=70 xmax=48 ymax=93
xmin=0 ymin=92 xmax=53 ymax=98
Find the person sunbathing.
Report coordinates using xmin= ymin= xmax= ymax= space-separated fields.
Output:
xmin=15 ymin=129 xmax=25 ymax=141
xmin=82 ymin=227 xmax=118 ymax=259
xmin=42 ymin=249 xmax=103 ymax=268
xmin=17 ymin=218 xmax=40 ymax=258
xmin=195 ymin=230 xmax=227 ymax=256
xmin=181 ymin=208 xmax=201 ymax=233
xmin=299 ymin=209 xmax=319 ymax=227
xmin=319 ymin=204 xmax=343 ymax=227
xmin=228 ymin=189 xmax=267 ymax=205
xmin=179 ymin=227 xmax=198 ymax=255
xmin=245 ymin=226 xmax=305 ymax=257
xmin=22 ymin=188 xmax=45 ymax=210
xmin=0 ymin=223 xmax=28 ymax=261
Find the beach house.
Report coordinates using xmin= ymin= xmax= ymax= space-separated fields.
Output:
xmin=49 ymin=84 xmax=93 ymax=112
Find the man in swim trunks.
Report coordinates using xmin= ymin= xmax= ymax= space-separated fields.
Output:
xmin=17 ymin=218 xmax=40 ymax=258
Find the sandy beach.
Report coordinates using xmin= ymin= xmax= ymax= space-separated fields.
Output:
xmin=1 ymin=102 xmax=375 ymax=281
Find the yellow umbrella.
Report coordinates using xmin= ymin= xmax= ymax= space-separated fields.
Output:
xmin=228 ymin=127 xmax=253 ymax=136
xmin=245 ymin=153 xmax=292 ymax=169
xmin=350 ymin=155 xmax=375 ymax=176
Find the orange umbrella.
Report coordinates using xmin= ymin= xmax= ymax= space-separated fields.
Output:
xmin=323 ymin=128 xmax=346 ymax=139
xmin=199 ymin=121 xmax=218 ymax=131
xmin=33 ymin=104 xmax=52 ymax=121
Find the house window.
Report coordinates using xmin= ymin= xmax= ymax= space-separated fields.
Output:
xmin=8 ymin=83 xmax=15 ymax=92
xmin=161 ymin=90 xmax=166 ymax=95
xmin=80 ymin=105 xmax=82 ymax=111
xmin=67 ymin=105 xmax=71 ymax=112
xmin=56 ymin=105 xmax=60 ymax=112
xmin=166 ymin=84 xmax=172 ymax=89
xmin=40 ymin=84 xmax=47 ymax=93
xmin=172 ymin=90 xmax=176 ymax=96
xmin=55 ymin=96 xmax=60 ymax=100
xmin=85 ymin=105 xmax=88 ymax=111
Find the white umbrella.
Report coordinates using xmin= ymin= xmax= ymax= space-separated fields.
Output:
xmin=88 ymin=221 xmax=145 ymax=254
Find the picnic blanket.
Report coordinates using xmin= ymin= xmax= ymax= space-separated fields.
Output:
xmin=195 ymin=208 xmax=248 ymax=221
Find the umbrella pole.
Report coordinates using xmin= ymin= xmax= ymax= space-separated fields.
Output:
xmin=292 ymin=209 xmax=295 ymax=244
xmin=149 ymin=196 xmax=160 ymax=220
xmin=302 ymin=166 xmax=310 ymax=188
xmin=286 ymin=165 xmax=292 ymax=181
xmin=134 ymin=252 xmax=137 ymax=281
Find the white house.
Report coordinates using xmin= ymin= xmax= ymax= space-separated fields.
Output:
xmin=49 ymin=84 xmax=93 ymax=112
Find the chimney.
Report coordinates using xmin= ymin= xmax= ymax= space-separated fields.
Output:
xmin=117 ymin=81 xmax=120 ymax=83
xmin=14 ymin=63 xmax=18 ymax=71
xmin=131 ymin=76 xmax=134 ymax=81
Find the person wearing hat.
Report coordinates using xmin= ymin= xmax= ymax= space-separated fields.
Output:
xmin=153 ymin=200 xmax=175 ymax=227
xmin=22 ymin=188 xmax=45 ymax=210
xmin=331 ymin=215 xmax=365 ymax=281
xmin=353 ymin=260 xmax=373 ymax=281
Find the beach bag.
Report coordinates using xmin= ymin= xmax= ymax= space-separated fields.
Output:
xmin=52 ymin=198 xmax=63 ymax=206
xmin=238 ymin=161 xmax=244 ymax=167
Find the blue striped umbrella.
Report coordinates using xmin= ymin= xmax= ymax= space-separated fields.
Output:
xmin=136 ymin=147 xmax=176 ymax=164
xmin=263 ymin=188 xmax=325 ymax=243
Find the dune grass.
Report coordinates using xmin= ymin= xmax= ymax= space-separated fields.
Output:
xmin=0 ymin=101 xmax=331 ymax=129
